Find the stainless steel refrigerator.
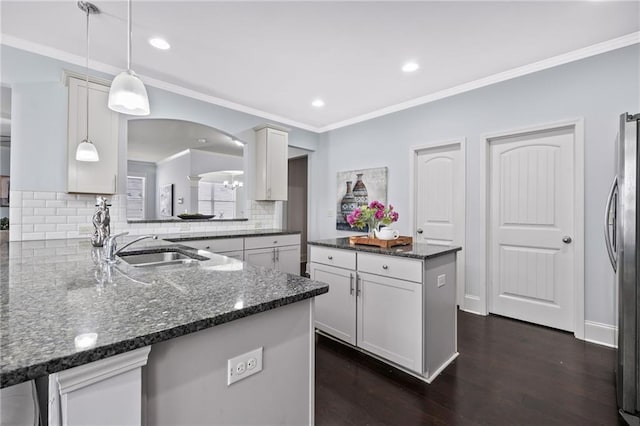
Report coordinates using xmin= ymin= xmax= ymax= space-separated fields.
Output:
xmin=605 ymin=112 xmax=639 ymax=425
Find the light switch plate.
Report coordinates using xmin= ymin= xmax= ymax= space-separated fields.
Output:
xmin=437 ymin=274 xmax=446 ymax=287
xmin=227 ymin=347 xmax=263 ymax=386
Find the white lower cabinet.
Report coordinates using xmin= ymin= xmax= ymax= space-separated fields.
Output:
xmin=357 ymin=272 xmax=422 ymax=371
xmin=310 ymin=263 xmax=356 ymax=345
xmin=244 ymin=247 xmax=276 ymax=268
xmin=180 ymin=235 xmax=301 ymax=274
xmin=244 ymin=235 xmax=301 ymax=275
xmin=310 ymin=245 xmax=457 ymax=382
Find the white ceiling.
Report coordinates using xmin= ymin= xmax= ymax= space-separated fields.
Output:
xmin=128 ymin=118 xmax=244 ymax=162
xmin=1 ymin=1 xmax=639 ymax=131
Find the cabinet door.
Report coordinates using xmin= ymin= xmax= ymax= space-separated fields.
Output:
xmin=357 ymin=272 xmax=422 ymax=372
xmin=276 ymin=245 xmax=300 ymax=275
xmin=67 ymin=77 xmax=119 ymax=194
xmin=309 ymin=263 xmax=356 ymax=345
xmin=220 ymin=250 xmax=244 ymax=261
xmin=244 ymin=248 xmax=275 ymax=269
xmin=266 ymin=128 xmax=288 ymax=201
xmin=253 ymin=126 xmax=288 ymax=201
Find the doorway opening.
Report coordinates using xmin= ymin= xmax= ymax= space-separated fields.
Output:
xmin=286 ymin=155 xmax=308 ymax=276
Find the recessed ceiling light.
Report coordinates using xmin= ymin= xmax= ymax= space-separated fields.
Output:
xmin=402 ymin=62 xmax=419 ymax=73
xmin=311 ymin=99 xmax=325 ymax=108
xmin=149 ymin=37 xmax=171 ymax=50
xmin=197 ymin=138 xmax=207 ymax=143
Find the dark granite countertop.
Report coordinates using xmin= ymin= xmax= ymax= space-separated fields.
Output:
xmin=308 ymin=237 xmax=461 ymax=260
xmin=0 ymin=237 xmax=326 ymax=389
xmin=161 ymin=228 xmax=300 ymax=242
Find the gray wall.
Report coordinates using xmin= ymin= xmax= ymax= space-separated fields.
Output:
xmin=309 ymin=45 xmax=640 ymax=326
xmin=156 ymin=152 xmax=190 ymax=216
xmin=127 ymin=160 xmax=157 ymax=219
xmin=0 ymin=45 xmax=320 ymax=193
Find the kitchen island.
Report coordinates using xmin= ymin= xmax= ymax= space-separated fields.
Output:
xmin=308 ymin=237 xmax=461 ymax=383
xmin=0 ymin=235 xmax=327 ymax=425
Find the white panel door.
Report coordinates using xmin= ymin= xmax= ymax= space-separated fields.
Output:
xmin=310 ymin=263 xmax=356 ymax=345
xmin=489 ymin=127 xmax=575 ymax=331
xmin=415 ymin=143 xmax=465 ymax=306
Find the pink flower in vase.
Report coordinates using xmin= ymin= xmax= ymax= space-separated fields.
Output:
xmin=374 ymin=209 xmax=384 ymax=220
xmin=391 ymin=211 xmax=399 ymax=222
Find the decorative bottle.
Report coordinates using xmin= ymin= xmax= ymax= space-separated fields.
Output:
xmin=340 ymin=181 xmax=357 ymax=222
xmin=352 ymin=173 xmax=368 ymax=207
xmin=91 ymin=197 xmax=111 ymax=247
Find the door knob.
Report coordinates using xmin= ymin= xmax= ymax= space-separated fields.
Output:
xmin=562 ymin=236 xmax=572 ymax=244
xmin=417 ymin=228 xmax=424 ymax=234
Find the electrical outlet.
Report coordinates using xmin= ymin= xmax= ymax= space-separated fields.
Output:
xmin=227 ymin=347 xmax=263 ymax=386
xmin=437 ymin=274 xmax=446 ymax=288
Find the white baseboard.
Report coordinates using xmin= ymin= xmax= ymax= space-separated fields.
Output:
xmin=462 ymin=294 xmax=486 ymax=315
xmin=584 ymin=320 xmax=617 ymax=348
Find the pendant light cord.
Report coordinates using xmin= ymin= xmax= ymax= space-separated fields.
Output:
xmin=127 ymin=0 xmax=132 ymax=70
xmin=85 ymin=5 xmax=90 ymax=142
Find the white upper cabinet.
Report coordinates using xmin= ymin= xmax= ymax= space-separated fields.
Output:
xmin=67 ymin=76 xmax=119 ymax=194
xmin=253 ymin=125 xmax=288 ymax=201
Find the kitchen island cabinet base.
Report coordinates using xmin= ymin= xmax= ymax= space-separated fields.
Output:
xmin=145 ymin=298 xmax=315 ymax=425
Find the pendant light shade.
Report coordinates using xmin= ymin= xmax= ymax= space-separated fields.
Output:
xmin=108 ymin=69 xmax=150 ymax=115
xmin=108 ymin=0 xmax=150 ymax=116
xmin=76 ymin=139 xmax=100 ymax=162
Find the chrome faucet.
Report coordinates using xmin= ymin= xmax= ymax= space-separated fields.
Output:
xmin=104 ymin=232 xmax=158 ymax=263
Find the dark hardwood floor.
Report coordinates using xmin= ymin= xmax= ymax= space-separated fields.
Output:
xmin=315 ymin=310 xmax=617 ymax=425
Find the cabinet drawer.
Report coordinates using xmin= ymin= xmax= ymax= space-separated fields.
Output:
xmin=244 ymin=234 xmax=300 ymax=250
xmin=182 ymin=238 xmax=243 ymax=253
xmin=309 ymin=246 xmax=356 ymax=270
xmin=357 ymin=253 xmax=422 ymax=283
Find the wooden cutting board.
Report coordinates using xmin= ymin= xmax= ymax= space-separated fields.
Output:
xmin=348 ymin=235 xmax=413 ymax=248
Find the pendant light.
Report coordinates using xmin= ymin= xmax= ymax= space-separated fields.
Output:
xmin=76 ymin=1 xmax=100 ymax=162
xmin=108 ymin=0 xmax=150 ymax=115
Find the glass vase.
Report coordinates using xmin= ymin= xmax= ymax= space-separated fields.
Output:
xmin=367 ymin=220 xmax=378 ymax=239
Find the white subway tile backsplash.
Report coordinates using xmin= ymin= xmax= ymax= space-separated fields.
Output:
xmin=67 ymin=200 xmax=90 ymax=208
xmin=9 ymin=191 xmax=22 ymax=204
xmin=45 ymin=231 xmax=67 ymax=240
xmin=56 ymin=208 xmax=77 ymax=216
xmin=46 ymin=216 xmax=67 ymax=224
xmin=34 ymin=192 xmax=56 ymax=200
xmin=34 ymin=208 xmax=55 ymax=216
xmin=22 ymin=216 xmax=45 ymax=224
xmin=34 ymin=224 xmax=56 ymax=232
xmin=67 ymin=215 xmax=89 ymax=224
xmin=9 ymin=207 xmax=21 ymax=224
xmin=46 ymin=200 xmax=67 ymax=208
xmin=22 ymin=232 xmax=45 ymax=241
xmin=8 ymin=191 xmax=279 ymax=242
xmin=23 ymin=200 xmax=46 ymax=208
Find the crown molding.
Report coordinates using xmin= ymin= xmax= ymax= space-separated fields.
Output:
xmin=317 ymin=31 xmax=640 ymax=133
xmin=2 ymin=31 xmax=638 ymax=134
xmin=0 ymin=34 xmax=318 ymax=133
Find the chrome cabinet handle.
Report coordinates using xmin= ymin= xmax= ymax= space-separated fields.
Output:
xmin=205 ymin=246 xmax=210 ymax=250
xmin=328 ymin=255 xmax=333 ymax=260
xmin=276 ymin=247 xmax=279 ymax=262
xmin=416 ymin=228 xmax=423 ymax=234
xmin=356 ymin=276 xmax=361 ymax=296
xmin=349 ymin=273 xmax=354 ymax=295
xmin=382 ymin=265 xmax=389 ymax=270
xmin=562 ymin=236 xmax=572 ymax=244
xmin=604 ymin=175 xmax=618 ymax=271
xmin=273 ymin=240 xmax=278 ymax=244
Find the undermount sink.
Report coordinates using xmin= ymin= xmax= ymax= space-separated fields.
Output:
xmin=118 ymin=249 xmax=208 ymax=267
